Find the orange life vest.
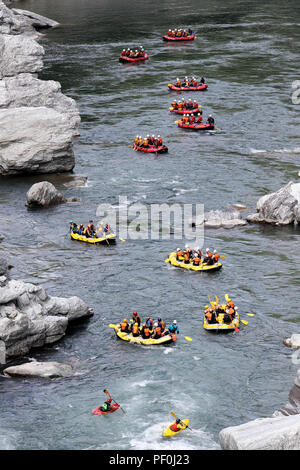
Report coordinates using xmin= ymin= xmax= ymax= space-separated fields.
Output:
xmin=193 ymin=257 xmax=200 ymax=265
xmin=132 ymin=325 xmax=139 ymax=334
xmin=120 ymin=322 xmax=127 ymax=331
xmin=143 ymin=327 xmax=150 ymax=337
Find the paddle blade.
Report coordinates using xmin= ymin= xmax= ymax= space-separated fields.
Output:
xmin=234 ymin=327 xmax=239 ymax=332
xmin=220 ymin=255 xmax=226 ymax=259
xmin=109 ymin=324 xmax=116 ymax=328
xmin=247 ymin=313 xmax=255 ymax=317
xmin=215 ymin=296 xmax=219 ymax=305
xmin=165 ymin=258 xmax=170 ymax=263
xmin=241 ymin=320 xmax=248 ymax=325
xmin=119 ymin=238 xmax=126 ymax=242
xmin=185 ymin=336 xmax=192 ymax=342
xmin=225 ymin=294 xmax=231 ymax=302
xmin=171 ymin=411 xmax=177 ymax=419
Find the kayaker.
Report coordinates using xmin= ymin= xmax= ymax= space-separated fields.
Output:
xmin=120 ymin=318 xmax=130 ymax=333
xmin=100 ymin=396 xmax=113 ymax=412
xmin=131 ymin=311 xmax=141 ymax=327
xmin=207 ymin=115 xmax=215 ymax=125
xmin=170 ymin=419 xmax=182 ymax=432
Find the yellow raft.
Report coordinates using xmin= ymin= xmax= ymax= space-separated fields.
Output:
xmin=163 ymin=419 xmax=189 ymax=437
xmin=203 ymin=312 xmax=240 ymax=331
xmin=109 ymin=324 xmax=177 ymax=346
xmin=70 ymin=231 xmax=116 ymax=245
xmin=166 ymin=252 xmax=222 ymax=272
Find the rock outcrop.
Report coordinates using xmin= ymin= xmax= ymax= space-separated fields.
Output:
xmin=26 ymin=181 xmax=66 ymax=207
xmin=11 ymin=8 xmax=59 ymax=29
xmin=0 ymin=2 xmax=80 ymax=176
xmin=219 ymin=368 xmax=300 ymax=450
xmin=0 ymin=257 xmax=93 ymax=363
xmin=247 ymin=182 xmax=300 ymax=225
xmin=3 ymin=361 xmax=74 ymax=378
xmin=190 ymin=206 xmax=247 ymax=229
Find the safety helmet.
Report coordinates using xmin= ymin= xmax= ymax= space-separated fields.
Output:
xmin=213 ymin=249 xmax=217 ymax=253
xmin=185 ymin=244 xmax=189 ymax=249
xmin=134 ymin=322 xmax=138 ymax=326
xmin=154 ymin=322 xmax=158 ymax=327
xmin=123 ymin=318 xmax=127 ymax=323
xmin=176 ymin=78 xmax=179 ymax=80
xmin=69 ymin=220 xmax=73 ymax=223
xmin=173 ymin=320 xmax=177 ymax=324
xmin=198 ymin=113 xmax=200 ymax=116
xmin=157 ymin=135 xmax=161 ymax=137
xmin=133 ymin=311 xmax=138 ymax=315
xmin=158 ymin=317 xmax=161 ymax=321
xmin=209 ymin=114 xmax=212 ymax=117
xmin=176 ymin=248 xmax=180 ymax=251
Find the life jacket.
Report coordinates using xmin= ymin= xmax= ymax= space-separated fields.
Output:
xmin=146 ymin=318 xmax=153 ymax=329
xmin=170 ymin=422 xmax=180 ymax=432
xmin=158 ymin=320 xmax=165 ymax=331
xmin=189 ymin=115 xmax=195 ymax=123
xmin=154 ymin=326 xmax=162 ymax=337
xmin=158 ymin=137 xmax=163 ymax=145
xmin=138 ymin=138 xmax=143 ymax=145
xmin=171 ymin=101 xmax=177 ymax=107
xmin=184 ymin=31 xmax=188 ymax=37
xmin=184 ymin=251 xmax=190 ymax=261
xmin=132 ymin=324 xmax=139 ymax=335
xmin=143 ymin=327 xmax=150 ymax=337
xmin=120 ymin=322 xmax=127 ymax=331
xmin=176 ymin=250 xmax=183 ymax=258
xmin=228 ymin=308 xmax=235 ymax=316
xmin=178 ymin=102 xmax=183 ymax=109
xmin=197 ymin=116 xmax=203 ymax=123
xmin=207 ymin=251 xmax=213 ymax=258
xmin=176 ymin=81 xmax=181 ymax=87
xmin=213 ymin=253 xmax=220 ymax=262
xmin=193 ymin=256 xmax=200 ymax=265
xmin=205 ymin=312 xmax=212 ymax=321
xmin=143 ymin=139 xmax=148 ymax=146
xmin=134 ymin=137 xmax=139 ymax=144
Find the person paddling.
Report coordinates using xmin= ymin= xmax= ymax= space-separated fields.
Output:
xmin=100 ymin=393 xmax=113 ymax=412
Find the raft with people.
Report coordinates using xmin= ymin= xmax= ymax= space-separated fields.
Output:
xmin=133 ymin=135 xmax=168 ymax=153
xmin=92 ymin=403 xmax=120 ymax=415
xmin=178 ymin=121 xmax=214 ymax=130
xmin=69 ymin=220 xmax=116 ymax=245
xmin=168 ymin=76 xmax=207 ymax=91
xmin=119 ymin=47 xmax=148 ymax=63
xmin=166 ymin=249 xmax=222 ymax=272
xmin=133 ymin=144 xmax=168 ymax=154
xmin=109 ymin=313 xmax=179 ymax=346
xmin=163 ymin=28 xmax=195 ymax=41
xmin=168 ymin=83 xmax=207 ymax=91
xmin=203 ymin=295 xmax=240 ymax=332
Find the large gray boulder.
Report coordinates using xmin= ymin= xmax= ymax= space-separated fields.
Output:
xmin=0 ymin=107 xmax=75 ymax=175
xmin=191 ymin=206 xmax=247 ymax=229
xmin=3 ymin=361 xmax=74 ymax=378
xmin=26 ymin=182 xmax=66 ymax=207
xmin=0 ymin=1 xmax=34 ymax=35
xmin=219 ymin=414 xmax=300 ymax=450
xmin=274 ymin=369 xmax=300 ymax=417
xmin=247 ymin=182 xmax=300 ymax=225
xmin=0 ymin=73 xmax=80 ymax=131
xmin=12 ymin=8 xmax=59 ymax=29
xmin=0 ymin=262 xmax=93 ymax=362
xmin=0 ymin=34 xmax=44 ymax=79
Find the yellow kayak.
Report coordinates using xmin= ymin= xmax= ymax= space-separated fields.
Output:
xmin=203 ymin=312 xmax=240 ymax=331
xmin=70 ymin=231 xmax=116 ymax=245
xmin=166 ymin=252 xmax=222 ymax=272
xmin=163 ymin=419 xmax=189 ymax=437
xmin=109 ymin=324 xmax=177 ymax=346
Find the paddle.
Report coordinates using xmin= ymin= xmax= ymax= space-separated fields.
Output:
xmin=225 ymin=293 xmax=231 ymax=302
xmin=170 ymin=411 xmax=194 ymax=432
xmin=247 ymin=313 xmax=255 ymax=317
xmin=220 ymin=255 xmax=226 ymax=259
xmin=165 ymin=258 xmax=170 ymax=263
xmin=104 ymin=389 xmax=126 ymax=414
xmin=241 ymin=320 xmax=248 ymax=325
xmin=119 ymin=238 xmax=126 ymax=242
xmin=185 ymin=336 xmax=192 ymax=342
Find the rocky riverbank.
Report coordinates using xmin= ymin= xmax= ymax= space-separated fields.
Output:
xmin=219 ymin=367 xmax=300 ymax=450
xmin=0 ymin=256 xmax=93 ymax=364
xmin=0 ymin=1 xmax=80 ymax=176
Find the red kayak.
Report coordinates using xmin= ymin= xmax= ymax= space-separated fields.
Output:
xmin=92 ymin=403 xmax=120 ymax=415
xmin=119 ymin=54 xmax=149 ymax=63
xmin=133 ymin=144 xmax=168 ymax=154
xmin=178 ymin=122 xmax=214 ymax=130
xmin=168 ymin=83 xmax=208 ymax=91
xmin=163 ymin=34 xmax=195 ymax=41
xmin=170 ymin=106 xmax=201 ymax=115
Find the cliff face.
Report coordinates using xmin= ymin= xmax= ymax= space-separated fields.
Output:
xmin=0 ymin=1 xmax=80 ymax=176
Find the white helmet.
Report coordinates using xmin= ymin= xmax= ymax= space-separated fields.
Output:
xmin=206 ymin=248 xmax=210 ymax=252
xmin=196 ymin=247 xmax=200 ymax=251
xmin=157 ymin=135 xmax=161 ymax=137
xmin=198 ymin=113 xmax=201 ymax=116
xmin=185 ymin=244 xmax=189 ymax=249
xmin=154 ymin=322 xmax=158 ymax=327
xmin=209 ymin=114 xmax=212 ymax=117
xmin=213 ymin=249 xmax=217 ymax=253
xmin=176 ymin=248 xmax=180 ymax=251
xmin=152 ymin=134 xmax=155 ymax=137
xmin=173 ymin=320 xmax=177 ymax=324
xmin=176 ymin=77 xmax=179 ymax=80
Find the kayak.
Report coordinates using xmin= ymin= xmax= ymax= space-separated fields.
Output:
xmin=203 ymin=312 xmax=240 ymax=332
xmin=92 ymin=403 xmax=120 ymax=415
xmin=110 ymin=323 xmax=177 ymax=346
xmin=166 ymin=252 xmax=222 ymax=272
xmin=163 ymin=35 xmax=195 ymax=41
xmin=70 ymin=231 xmax=116 ymax=245
xmin=168 ymin=83 xmax=208 ymax=91
xmin=133 ymin=144 xmax=168 ymax=154
xmin=163 ymin=419 xmax=189 ymax=437
xmin=169 ymin=106 xmax=201 ymax=115
xmin=178 ymin=122 xmax=214 ymax=130
xmin=119 ymin=54 xmax=149 ymax=63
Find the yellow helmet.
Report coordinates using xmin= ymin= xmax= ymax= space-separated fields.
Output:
xmin=123 ymin=318 xmax=127 ymax=323
xmin=134 ymin=322 xmax=138 ymax=326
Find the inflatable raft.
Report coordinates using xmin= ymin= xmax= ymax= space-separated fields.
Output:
xmin=163 ymin=35 xmax=195 ymax=42
xmin=110 ymin=323 xmax=177 ymax=346
xmin=169 ymin=106 xmax=201 ymax=115
xmin=133 ymin=144 xmax=168 ymax=154
xmin=92 ymin=404 xmax=120 ymax=415
xmin=168 ymin=83 xmax=208 ymax=91
xmin=166 ymin=252 xmax=222 ymax=272
xmin=178 ymin=122 xmax=214 ymax=130
xmin=119 ymin=54 xmax=149 ymax=63
xmin=203 ymin=312 xmax=240 ymax=332
xmin=70 ymin=231 xmax=116 ymax=245
xmin=163 ymin=419 xmax=189 ymax=437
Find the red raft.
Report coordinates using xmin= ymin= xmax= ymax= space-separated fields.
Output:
xmin=170 ymin=106 xmax=201 ymax=115
xmin=178 ymin=122 xmax=214 ymax=130
xmin=119 ymin=54 xmax=149 ymax=63
xmin=163 ymin=34 xmax=195 ymax=41
xmin=92 ymin=404 xmax=120 ymax=415
xmin=168 ymin=83 xmax=208 ymax=91
xmin=133 ymin=144 xmax=168 ymax=154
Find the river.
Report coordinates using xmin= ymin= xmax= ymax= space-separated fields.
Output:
xmin=0 ymin=0 xmax=299 ymax=450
